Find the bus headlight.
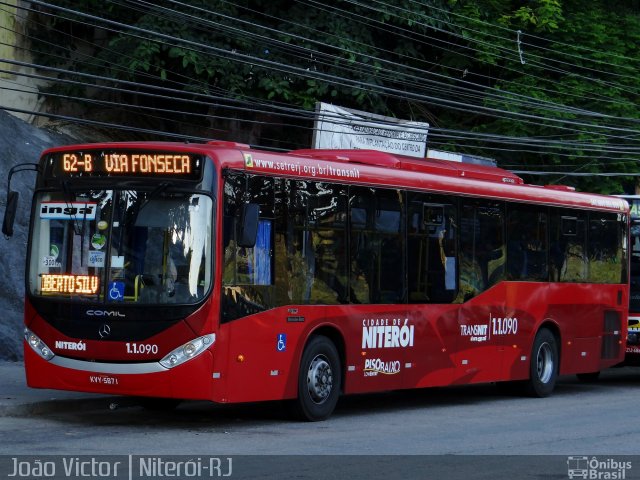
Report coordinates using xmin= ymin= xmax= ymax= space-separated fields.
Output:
xmin=24 ymin=328 xmax=55 ymax=361
xmin=159 ymin=334 xmax=215 ymax=369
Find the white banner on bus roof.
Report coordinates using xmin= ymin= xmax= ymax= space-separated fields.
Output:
xmin=312 ymin=102 xmax=429 ymax=158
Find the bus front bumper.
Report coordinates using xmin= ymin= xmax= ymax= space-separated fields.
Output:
xmin=23 ymin=340 xmax=215 ymax=401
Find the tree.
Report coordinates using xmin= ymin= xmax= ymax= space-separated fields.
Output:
xmin=24 ymin=0 xmax=640 ymax=192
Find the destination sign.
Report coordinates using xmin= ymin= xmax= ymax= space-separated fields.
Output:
xmin=41 ymin=274 xmax=100 ymax=295
xmin=50 ymin=151 xmax=202 ymax=179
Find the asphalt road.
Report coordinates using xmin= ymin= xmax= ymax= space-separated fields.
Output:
xmin=2 ymin=368 xmax=640 ymax=479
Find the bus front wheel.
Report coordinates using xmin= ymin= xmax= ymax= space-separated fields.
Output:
xmin=525 ymin=328 xmax=559 ymax=397
xmin=294 ymin=335 xmax=341 ymax=421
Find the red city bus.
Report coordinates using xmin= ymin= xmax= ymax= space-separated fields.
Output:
xmin=2 ymin=141 xmax=629 ymax=421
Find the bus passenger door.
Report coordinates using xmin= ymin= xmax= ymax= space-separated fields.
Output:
xmin=404 ymin=195 xmax=461 ymax=389
xmin=454 ymin=200 xmax=507 ymax=383
xmin=456 ymin=303 xmax=506 ymax=384
xmin=350 ymin=186 xmax=407 ymax=392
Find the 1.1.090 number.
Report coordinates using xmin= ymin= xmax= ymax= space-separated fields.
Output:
xmin=492 ymin=317 xmax=518 ymax=335
xmin=125 ymin=342 xmax=159 ymax=355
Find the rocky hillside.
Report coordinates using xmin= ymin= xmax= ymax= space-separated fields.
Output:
xmin=0 ymin=110 xmax=74 ymax=360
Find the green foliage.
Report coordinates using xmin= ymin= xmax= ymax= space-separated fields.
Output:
xmin=25 ymin=0 xmax=640 ymax=193
xmin=500 ymin=0 xmax=563 ymax=31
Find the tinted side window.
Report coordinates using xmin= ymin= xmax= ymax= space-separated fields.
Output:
xmin=458 ymin=200 xmax=505 ymax=302
xmin=550 ymin=209 xmax=587 ymax=282
xmin=350 ymin=187 xmax=405 ymax=304
xmin=222 ymin=174 xmax=275 ymax=321
xmin=273 ymin=179 xmax=349 ymax=305
xmin=407 ymin=193 xmax=457 ymax=303
xmin=589 ymin=212 xmax=625 ymax=284
xmin=506 ymin=205 xmax=548 ymax=281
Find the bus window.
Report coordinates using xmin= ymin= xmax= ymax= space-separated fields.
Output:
xmin=29 ymin=189 xmax=212 ymax=304
xmin=350 ymin=187 xmax=405 ymax=304
xmin=223 ymin=174 xmax=274 ymax=286
xmin=304 ymin=182 xmax=348 ymax=304
xmin=222 ymin=174 xmax=275 ymax=321
xmin=407 ymin=193 xmax=457 ymax=303
xmin=458 ymin=200 xmax=505 ymax=302
xmin=506 ymin=205 xmax=548 ymax=281
xmin=29 ymin=190 xmax=113 ymax=301
xmin=274 ymin=179 xmax=302 ymax=305
xmin=115 ymin=191 xmax=212 ymax=304
xmin=275 ymin=180 xmax=348 ymax=305
xmin=588 ymin=212 xmax=626 ymax=284
xmin=550 ymin=210 xmax=587 ymax=282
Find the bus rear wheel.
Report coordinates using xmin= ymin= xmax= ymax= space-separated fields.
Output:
xmin=294 ymin=335 xmax=341 ymax=422
xmin=525 ymin=328 xmax=558 ymax=397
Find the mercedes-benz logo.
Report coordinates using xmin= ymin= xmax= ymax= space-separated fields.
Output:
xmin=98 ymin=324 xmax=111 ymax=339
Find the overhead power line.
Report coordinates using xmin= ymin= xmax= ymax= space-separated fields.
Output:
xmin=1 ymin=0 xmax=639 ymax=180
xmin=19 ymin=0 xmax=640 ymax=136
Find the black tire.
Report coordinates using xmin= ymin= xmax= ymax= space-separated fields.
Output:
xmin=576 ymin=371 xmax=600 ymax=382
xmin=294 ymin=335 xmax=341 ymax=421
xmin=525 ymin=328 xmax=559 ymax=397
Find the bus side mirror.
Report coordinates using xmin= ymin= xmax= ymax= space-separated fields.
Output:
xmin=238 ymin=203 xmax=259 ymax=248
xmin=2 ymin=191 xmax=19 ymax=237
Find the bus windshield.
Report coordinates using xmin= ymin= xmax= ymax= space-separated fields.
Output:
xmin=28 ymin=188 xmax=213 ymax=304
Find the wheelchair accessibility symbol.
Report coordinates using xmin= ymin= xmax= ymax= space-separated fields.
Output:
xmin=108 ymin=281 xmax=125 ymax=302
xmin=277 ymin=334 xmax=287 ymax=352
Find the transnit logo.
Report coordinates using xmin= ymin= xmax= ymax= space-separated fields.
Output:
xmin=460 ymin=324 xmax=488 ymax=343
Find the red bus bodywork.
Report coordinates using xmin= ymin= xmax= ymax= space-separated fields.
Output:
xmin=21 ymin=142 xmax=628 ymax=416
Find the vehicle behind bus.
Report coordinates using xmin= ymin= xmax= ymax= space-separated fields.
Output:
xmin=616 ymin=195 xmax=640 ymax=363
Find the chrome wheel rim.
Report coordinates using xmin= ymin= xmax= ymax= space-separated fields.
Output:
xmin=536 ymin=342 xmax=554 ymax=384
xmin=306 ymin=354 xmax=333 ymax=404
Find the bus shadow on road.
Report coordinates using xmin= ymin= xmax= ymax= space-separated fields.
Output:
xmin=44 ymin=365 xmax=640 ymax=427
xmin=333 ymin=367 xmax=640 ymax=419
